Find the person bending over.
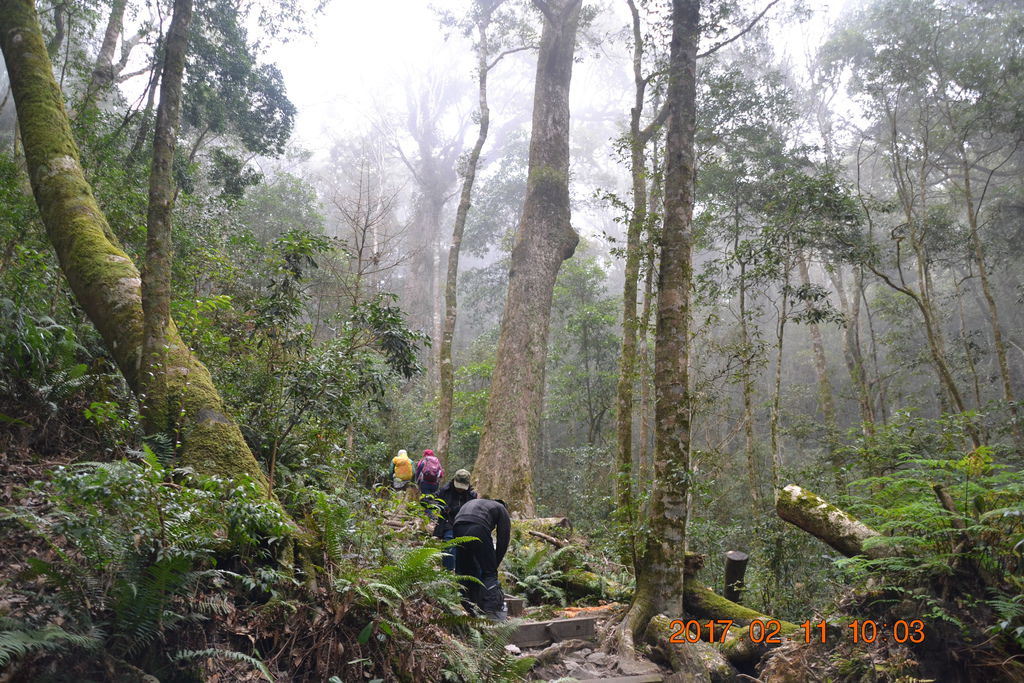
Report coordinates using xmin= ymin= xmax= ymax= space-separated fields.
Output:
xmin=452 ymin=498 xmax=510 ymax=619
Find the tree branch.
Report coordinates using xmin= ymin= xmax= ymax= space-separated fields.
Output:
xmin=697 ymin=0 xmax=782 ymax=59
xmin=487 ymin=44 xmax=536 ymax=71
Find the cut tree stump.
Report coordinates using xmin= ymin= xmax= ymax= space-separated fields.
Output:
xmin=505 ymin=596 xmax=526 ymax=617
xmin=723 ymin=550 xmax=748 ymax=603
xmin=511 ymin=616 xmax=598 ymax=647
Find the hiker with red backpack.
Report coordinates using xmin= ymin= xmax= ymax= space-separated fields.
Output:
xmin=415 ymin=449 xmax=444 ymax=515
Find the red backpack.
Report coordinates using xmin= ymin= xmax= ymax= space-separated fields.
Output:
xmin=420 ymin=455 xmax=442 ymax=484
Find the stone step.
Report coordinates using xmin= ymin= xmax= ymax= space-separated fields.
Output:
xmin=510 ymin=616 xmax=598 ymax=648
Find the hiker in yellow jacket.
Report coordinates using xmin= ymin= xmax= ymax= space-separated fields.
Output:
xmin=389 ymin=449 xmax=416 ymax=500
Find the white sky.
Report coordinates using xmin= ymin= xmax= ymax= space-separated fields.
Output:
xmin=264 ymin=0 xmax=850 ymax=150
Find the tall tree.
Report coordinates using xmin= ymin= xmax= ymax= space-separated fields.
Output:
xmin=625 ymin=0 xmax=699 ymax=639
xmin=473 ymin=0 xmax=582 ymax=513
xmin=614 ymin=0 xmax=669 ymax=563
xmin=436 ymin=0 xmax=507 ymax=466
xmin=0 ymin=0 xmax=269 ymax=490
xmin=141 ymin=0 xmax=192 ymax=435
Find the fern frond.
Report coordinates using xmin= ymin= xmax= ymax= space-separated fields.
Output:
xmin=0 ymin=624 xmax=101 ymax=666
xmin=174 ymin=647 xmax=273 ymax=682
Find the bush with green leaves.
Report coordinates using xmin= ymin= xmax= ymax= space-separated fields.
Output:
xmin=503 ymin=545 xmax=570 ymax=606
xmin=0 ymin=449 xmax=290 ymax=677
xmin=832 ymin=412 xmax=1024 ymax=673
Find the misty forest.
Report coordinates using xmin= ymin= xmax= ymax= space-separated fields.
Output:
xmin=0 ymin=0 xmax=1022 ymax=680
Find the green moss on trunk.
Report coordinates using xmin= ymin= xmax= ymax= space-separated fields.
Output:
xmin=0 ymin=0 xmax=268 ymax=494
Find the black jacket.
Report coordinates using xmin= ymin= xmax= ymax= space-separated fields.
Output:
xmin=432 ymin=482 xmax=477 ymax=538
xmin=453 ymin=498 xmax=511 ymax=565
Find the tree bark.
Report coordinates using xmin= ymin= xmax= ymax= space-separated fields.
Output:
xmin=435 ymin=5 xmax=496 ymax=466
xmin=141 ymin=0 xmax=192 ymax=435
xmin=626 ymin=0 xmax=700 ymax=640
xmin=473 ymin=0 xmax=582 ymax=514
xmin=0 ymin=0 xmax=269 ymax=491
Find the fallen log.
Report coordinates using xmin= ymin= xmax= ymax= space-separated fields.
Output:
xmin=775 ymin=484 xmax=889 ymax=559
xmin=529 ymin=529 xmax=569 ymax=548
xmin=684 ymin=577 xmax=796 ymax=630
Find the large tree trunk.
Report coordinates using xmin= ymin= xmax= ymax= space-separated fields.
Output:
xmin=473 ymin=0 xmax=582 ymax=514
xmin=625 ymin=0 xmax=700 ymax=640
xmin=141 ymin=0 xmax=192 ymax=435
xmin=0 ymin=0 xmax=269 ymax=491
xmin=436 ymin=5 xmax=496 ymax=466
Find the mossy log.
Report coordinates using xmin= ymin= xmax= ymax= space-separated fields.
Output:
xmin=561 ymin=568 xmax=630 ymax=603
xmin=0 ymin=0 xmax=268 ymax=492
xmin=683 ymin=577 xmax=796 ymax=630
xmin=776 ymin=484 xmax=887 ymax=559
xmin=646 ymin=614 xmax=739 ymax=682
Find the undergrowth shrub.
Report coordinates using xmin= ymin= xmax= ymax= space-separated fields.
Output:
xmin=832 ymin=412 xmax=1024 ymax=678
xmin=0 ymin=449 xmax=289 ymax=679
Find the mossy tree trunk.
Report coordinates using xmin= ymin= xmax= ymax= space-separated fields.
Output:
xmin=625 ymin=0 xmax=700 ymax=641
xmin=0 ymin=0 xmax=269 ymax=491
xmin=776 ymin=484 xmax=888 ymax=559
xmin=473 ymin=0 xmax=582 ymax=514
xmin=141 ymin=0 xmax=192 ymax=435
xmin=615 ymin=0 xmax=667 ymax=565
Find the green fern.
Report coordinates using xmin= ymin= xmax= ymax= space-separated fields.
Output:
xmin=0 ymin=620 xmax=102 ymax=667
xmin=174 ymin=647 xmax=273 ymax=681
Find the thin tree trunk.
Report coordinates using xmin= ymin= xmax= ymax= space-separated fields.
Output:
xmin=829 ymin=266 xmax=875 ymax=433
xmin=769 ymin=263 xmax=788 ymax=496
xmin=141 ymin=0 xmax=192 ymax=435
xmin=437 ymin=6 xmax=495 ymax=466
xmin=626 ymin=0 xmax=700 ymax=640
xmin=473 ymin=0 xmax=582 ymax=514
xmin=128 ymin=62 xmax=160 ymax=163
xmin=737 ymin=230 xmax=759 ymax=507
xmin=862 ymin=283 xmax=889 ymax=424
xmin=798 ymin=255 xmax=836 ymax=433
xmin=960 ymin=149 xmax=1022 ymax=449
xmin=637 ymin=135 xmax=663 ymax=486
xmin=0 ymin=0 xmax=269 ymax=491
xmin=613 ymin=0 xmax=652 ymax=565
xmin=82 ymin=0 xmax=128 ymax=108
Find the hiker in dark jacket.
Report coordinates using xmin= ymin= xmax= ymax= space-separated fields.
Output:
xmin=432 ymin=469 xmax=477 ymax=570
xmin=452 ymin=498 xmax=511 ymax=618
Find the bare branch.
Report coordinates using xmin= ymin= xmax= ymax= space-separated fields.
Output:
xmin=487 ymin=44 xmax=536 ymax=71
xmin=697 ymin=0 xmax=783 ymax=59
